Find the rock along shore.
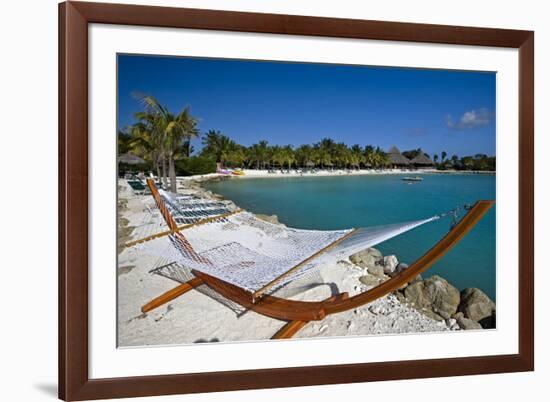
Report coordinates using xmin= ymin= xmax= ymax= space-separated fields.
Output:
xmin=350 ymin=247 xmax=496 ymax=330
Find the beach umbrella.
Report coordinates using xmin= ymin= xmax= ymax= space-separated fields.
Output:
xmin=305 ymin=160 xmax=315 ymax=167
xmin=118 ymin=153 xmax=145 ymax=165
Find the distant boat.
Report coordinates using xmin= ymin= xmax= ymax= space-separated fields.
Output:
xmin=402 ymin=176 xmax=423 ymax=182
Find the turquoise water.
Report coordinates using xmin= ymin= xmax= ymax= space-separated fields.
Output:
xmin=205 ymin=174 xmax=496 ymax=300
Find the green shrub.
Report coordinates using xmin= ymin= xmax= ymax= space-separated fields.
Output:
xmin=176 ymin=157 xmax=217 ymax=176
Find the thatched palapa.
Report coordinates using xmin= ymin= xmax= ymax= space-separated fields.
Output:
xmin=387 ymin=146 xmax=411 ymax=167
xmin=410 ymin=151 xmax=435 ymax=168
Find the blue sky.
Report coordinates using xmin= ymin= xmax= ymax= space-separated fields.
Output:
xmin=118 ymin=54 xmax=496 ymax=157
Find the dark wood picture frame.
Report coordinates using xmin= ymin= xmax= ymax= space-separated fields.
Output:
xmin=59 ymin=1 xmax=534 ymax=400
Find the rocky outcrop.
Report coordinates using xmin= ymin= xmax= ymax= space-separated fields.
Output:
xmin=458 ymin=288 xmax=496 ymax=323
xmin=349 ymin=248 xmax=383 ymax=269
xmin=359 ymin=275 xmax=381 ymax=288
xmin=367 ymin=264 xmax=385 ymax=277
xmin=382 ymin=255 xmax=399 ymax=275
xmin=403 ymin=275 xmax=461 ymax=320
xmin=479 ymin=311 xmax=496 ymax=329
xmin=453 ymin=312 xmax=483 ymax=330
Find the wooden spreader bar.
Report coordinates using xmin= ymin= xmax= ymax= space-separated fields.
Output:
xmin=125 ymin=209 xmax=242 ymax=248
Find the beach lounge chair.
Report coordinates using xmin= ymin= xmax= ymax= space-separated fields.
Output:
xmin=131 ymin=179 xmax=493 ymax=339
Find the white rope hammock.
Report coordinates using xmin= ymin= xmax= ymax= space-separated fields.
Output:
xmin=134 ymin=204 xmax=440 ymax=297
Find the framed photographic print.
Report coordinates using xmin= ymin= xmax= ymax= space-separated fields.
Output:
xmin=59 ymin=1 xmax=534 ymax=400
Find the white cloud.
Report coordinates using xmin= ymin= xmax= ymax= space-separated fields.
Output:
xmin=445 ymin=108 xmax=494 ymax=130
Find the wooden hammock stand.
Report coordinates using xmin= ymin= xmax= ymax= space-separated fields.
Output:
xmin=139 ymin=179 xmax=494 ymax=339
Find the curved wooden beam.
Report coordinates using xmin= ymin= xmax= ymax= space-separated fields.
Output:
xmin=193 ymin=271 xmax=328 ymax=321
xmin=271 ymin=293 xmax=350 ymax=339
xmin=323 ymin=200 xmax=494 ymax=315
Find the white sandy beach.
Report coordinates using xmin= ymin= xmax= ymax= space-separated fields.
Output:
xmin=117 ymin=179 xmax=458 ymax=347
xmin=173 ymin=168 xmax=494 ymax=186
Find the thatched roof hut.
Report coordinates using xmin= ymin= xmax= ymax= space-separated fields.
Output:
xmin=410 ymin=152 xmax=434 ymax=167
xmin=387 ymin=146 xmax=410 ymax=166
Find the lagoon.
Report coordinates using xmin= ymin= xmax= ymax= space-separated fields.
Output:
xmin=204 ymin=173 xmax=496 ymax=300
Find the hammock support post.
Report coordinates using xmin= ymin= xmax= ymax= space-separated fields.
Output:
xmin=141 ymin=277 xmax=204 ymax=313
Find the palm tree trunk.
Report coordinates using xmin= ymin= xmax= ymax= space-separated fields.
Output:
xmin=156 ymin=161 xmax=161 ymax=182
xmin=168 ymin=155 xmax=177 ymax=193
xmin=161 ymin=156 xmax=168 ymax=188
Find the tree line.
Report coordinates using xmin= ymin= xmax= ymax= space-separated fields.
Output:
xmin=432 ymin=151 xmax=495 ymax=172
xmin=199 ymin=130 xmax=392 ymax=171
xmin=119 ymin=96 xmax=496 ymax=192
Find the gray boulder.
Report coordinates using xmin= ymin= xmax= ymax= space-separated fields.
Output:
xmin=457 ymin=315 xmax=482 ymax=330
xmin=458 ymin=288 xmax=496 ymax=322
xmin=383 ymin=255 xmax=399 ymax=275
xmin=452 ymin=311 xmax=465 ymax=320
xmin=394 ymin=290 xmax=407 ymax=304
xmin=404 ymin=275 xmax=460 ymax=320
xmin=349 ymin=248 xmax=383 ymax=269
xmin=388 ymin=262 xmax=409 ymax=278
xmin=367 ymin=265 xmax=385 ymax=277
xmin=410 ymin=274 xmax=423 ymax=284
xmin=404 ymin=282 xmax=430 ymax=309
xmin=479 ymin=311 xmax=497 ymax=329
xmin=359 ymin=275 xmax=380 ymax=288
xmin=397 ymin=262 xmax=409 ymax=272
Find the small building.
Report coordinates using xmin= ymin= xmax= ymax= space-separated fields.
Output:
xmin=410 ymin=151 xmax=435 ymax=169
xmin=387 ymin=146 xmax=411 ymax=168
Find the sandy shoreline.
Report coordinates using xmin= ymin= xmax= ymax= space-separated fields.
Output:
xmin=117 ymin=174 xmax=495 ymax=347
xmin=174 ymin=168 xmax=494 ymax=184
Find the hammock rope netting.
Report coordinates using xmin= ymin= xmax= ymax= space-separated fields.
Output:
xmin=132 ymin=188 xmax=441 ymax=299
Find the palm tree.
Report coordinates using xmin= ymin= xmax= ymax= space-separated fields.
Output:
xmin=136 ymin=96 xmax=200 ymax=192
xmin=316 ymin=146 xmax=332 ymax=168
xmin=270 ymin=146 xmax=286 ymax=169
xmin=127 ymin=123 xmax=161 ymax=179
xmin=315 ymin=138 xmax=335 ymax=169
xmin=247 ymin=140 xmax=270 ymax=169
xmin=441 ymin=150 xmax=447 ymax=162
xmin=350 ymin=144 xmax=365 ymax=169
xmin=282 ymin=145 xmax=295 ymax=170
xmin=201 ymin=130 xmax=236 ymax=167
xmin=364 ymin=145 xmax=376 ymax=168
xmin=227 ymin=145 xmax=247 ymax=168
xmin=450 ymin=154 xmax=459 ymax=169
xmin=132 ymin=106 xmax=167 ymax=185
xmin=295 ymin=144 xmax=314 ymax=167
xmin=118 ymin=128 xmax=133 ymax=154
xmin=433 ymin=154 xmax=439 ymax=164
